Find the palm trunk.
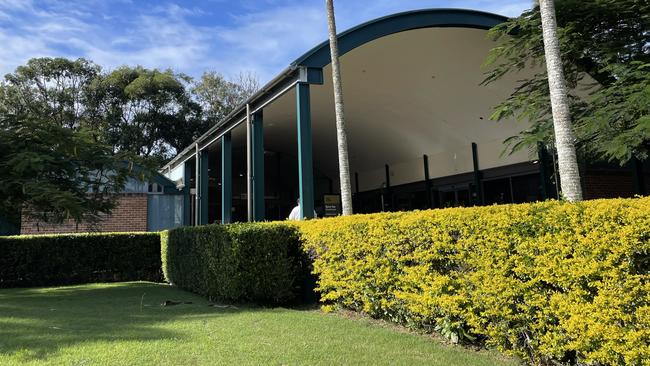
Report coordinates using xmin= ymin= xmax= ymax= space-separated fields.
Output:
xmin=539 ymin=0 xmax=583 ymax=201
xmin=325 ymin=0 xmax=353 ymax=215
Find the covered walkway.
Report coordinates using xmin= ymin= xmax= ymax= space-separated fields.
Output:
xmin=161 ymin=8 xmax=553 ymax=224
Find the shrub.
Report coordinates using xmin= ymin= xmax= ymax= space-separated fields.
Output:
xmin=0 ymin=232 xmax=162 ymax=288
xmin=298 ymin=197 xmax=650 ymax=366
xmin=162 ymin=222 xmax=310 ymax=304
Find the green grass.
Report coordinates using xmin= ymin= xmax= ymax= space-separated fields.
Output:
xmin=0 ymin=282 xmax=519 ymax=366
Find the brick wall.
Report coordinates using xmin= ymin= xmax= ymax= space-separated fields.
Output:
xmin=21 ymin=194 xmax=149 ymax=235
xmin=583 ymin=171 xmax=650 ymax=200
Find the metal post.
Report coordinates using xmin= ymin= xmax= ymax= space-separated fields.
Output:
xmin=199 ymin=148 xmax=209 ymax=225
xmin=296 ymin=82 xmax=315 ymax=219
xmin=246 ymin=104 xmax=253 ymax=222
xmin=385 ymin=164 xmax=391 ymax=211
xmin=252 ymin=111 xmax=265 ymax=221
xmin=423 ymin=154 xmax=432 ymax=209
xmin=632 ymin=157 xmax=646 ymax=196
xmin=194 ymin=143 xmax=200 ymax=226
xmin=355 ymin=172 xmax=359 ymax=194
xmin=183 ymin=160 xmax=192 ymax=226
xmin=537 ymin=142 xmax=549 ymax=200
xmin=221 ymin=132 xmax=232 ymax=224
xmin=471 ymin=142 xmax=483 ymax=205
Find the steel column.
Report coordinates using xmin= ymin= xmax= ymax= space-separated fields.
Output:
xmin=537 ymin=142 xmax=549 ymax=200
xmin=183 ymin=159 xmax=192 ymax=226
xmin=296 ymin=82 xmax=315 ymax=219
xmin=246 ymin=104 xmax=253 ymax=222
xmin=252 ymin=111 xmax=265 ymax=221
xmin=632 ymin=157 xmax=646 ymax=196
xmin=423 ymin=154 xmax=433 ymax=208
xmin=385 ymin=164 xmax=391 ymax=211
xmin=471 ymin=142 xmax=483 ymax=205
xmin=221 ymin=132 xmax=232 ymax=224
xmin=195 ymin=144 xmax=200 ymax=225
xmin=198 ymin=149 xmax=209 ymax=225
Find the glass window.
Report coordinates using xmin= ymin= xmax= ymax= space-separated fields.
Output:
xmin=483 ymin=178 xmax=512 ymax=205
xmin=512 ymin=174 xmax=542 ymax=203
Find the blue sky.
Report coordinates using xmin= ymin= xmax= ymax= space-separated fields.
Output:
xmin=0 ymin=0 xmax=531 ymax=83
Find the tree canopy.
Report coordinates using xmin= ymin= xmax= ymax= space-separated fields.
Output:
xmin=0 ymin=57 xmax=258 ymax=226
xmin=0 ymin=113 xmax=141 ymax=224
xmin=483 ymin=0 xmax=650 ymax=164
xmin=91 ymin=66 xmax=205 ymax=163
xmin=192 ymin=71 xmax=259 ymax=126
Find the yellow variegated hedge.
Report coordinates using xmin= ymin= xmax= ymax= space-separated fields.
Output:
xmin=297 ymin=198 xmax=650 ymax=366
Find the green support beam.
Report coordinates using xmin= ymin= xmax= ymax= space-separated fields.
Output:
xmin=296 ymin=82 xmax=315 ymax=219
xmin=198 ymin=149 xmax=209 ymax=225
xmin=221 ymin=132 xmax=232 ymax=224
xmin=183 ymin=160 xmax=192 ymax=226
xmin=537 ymin=142 xmax=549 ymax=200
xmin=252 ymin=111 xmax=265 ymax=221
xmin=385 ymin=164 xmax=392 ymax=211
xmin=471 ymin=142 xmax=483 ymax=205
xmin=632 ymin=157 xmax=646 ymax=196
xmin=423 ymin=154 xmax=433 ymax=209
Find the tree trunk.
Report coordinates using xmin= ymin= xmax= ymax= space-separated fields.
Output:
xmin=325 ymin=0 xmax=353 ymax=215
xmin=539 ymin=0 xmax=583 ymax=201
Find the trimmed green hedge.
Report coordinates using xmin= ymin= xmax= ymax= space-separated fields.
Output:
xmin=298 ymin=197 xmax=650 ymax=366
xmin=162 ymin=223 xmax=311 ymax=304
xmin=0 ymin=232 xmax=162 ymax=288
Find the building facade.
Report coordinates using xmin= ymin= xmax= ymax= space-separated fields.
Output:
xmin=20 ymin=174 xmax=183 ymax=235
xmin=161 ymin=8 xmax=648 ymax=225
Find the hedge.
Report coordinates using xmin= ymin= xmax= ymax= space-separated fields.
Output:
xmin=0 ymin=232 xmax=162 ymax=288
xmin=162 ymin=223 xmax=311 ymax=304
xmin=298 ymin=197 xmax=650 ymax=366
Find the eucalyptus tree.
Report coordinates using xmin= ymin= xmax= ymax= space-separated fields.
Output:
xmin=192 ymin=71 xmax=259 ymax=125
xmin=91 ymin=66 xmax=205 ymax=164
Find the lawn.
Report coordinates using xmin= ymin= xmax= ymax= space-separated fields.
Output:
xmin=0 ymin=282 xmax=519 ymax=366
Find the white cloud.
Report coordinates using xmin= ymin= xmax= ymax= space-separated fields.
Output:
xmin=0 ymin=0 xmax=532 ymax=81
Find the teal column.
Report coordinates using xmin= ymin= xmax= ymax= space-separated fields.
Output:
xmin=296 ymin=83 xmax=315 ymax=219
xmin=632 ymin=157 xmax=646 ymax=196
xmin=537 ymin=142 xmax=549 ymax=200
xmin=471 ymin=142 xmax=483 ymax=205
xmin=198 ymin=150 xmax=209 ymax=225
xmin=183 ymin=160 xmax=192 ymax=226
xmin=221 ymin=132 xmax=232 ymax=224
xmin=252 ymin=111 xmax=265 ymax=221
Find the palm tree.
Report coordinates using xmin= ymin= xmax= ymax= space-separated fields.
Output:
xmin=325 ymin=0 xmax=353 ymax=215
xmin=538 ymin=0 xmax=583 ymax=201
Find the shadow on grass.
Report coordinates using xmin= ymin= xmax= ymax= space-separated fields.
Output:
xmin=0 ymin=282 xmax=250 ymax=362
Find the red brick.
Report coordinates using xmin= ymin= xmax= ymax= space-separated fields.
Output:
xmin=21 ymin=194 xmax=148 ymax=234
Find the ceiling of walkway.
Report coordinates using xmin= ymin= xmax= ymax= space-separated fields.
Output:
xmin=230 ymin=26 xmax=535 ymax=182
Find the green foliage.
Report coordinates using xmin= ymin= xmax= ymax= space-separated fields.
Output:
xmin=298 ymin=197 xmax=650 ymax=366
xmin=484 ymin=0 xmax=650 ymax=164
xmin=0 ymin=58 xmax=260 ymax=165
xmin=162 ymin=223 xmax=310 ymax=304
xmin=0 ymin=113 xmax=143 ymax=224
xmin=91 ymin=66 xmax=205 ymax=163
xmin=0 ymin=57 xmax=259 ymax=224
xmin=192 ymin=71 xmax=259 ymax=125
xmin=0 ymin=232 xmax=162 ymax=288
xmin=0 ymin=57 xmax=101 ymax=130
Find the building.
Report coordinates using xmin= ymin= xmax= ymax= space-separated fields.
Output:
xmin=161 ymin=8 xmax=648 ymax=224
xmin=20 ymin=173 xmax=183 ymax=235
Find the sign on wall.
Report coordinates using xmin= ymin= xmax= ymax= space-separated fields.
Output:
xmin=323 ymin=195 xmax=341 ymax=217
